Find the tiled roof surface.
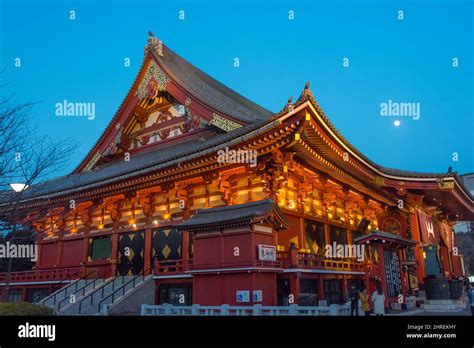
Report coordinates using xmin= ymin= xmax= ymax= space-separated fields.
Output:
xmin=176 ymin=199 xmax=280 ymax=229
xmin=157 ymin=44 xmax=273 ymax=123
xmin=4 ymin=120 xmax=268 ymax=203
xmin=353 ymin=230 xmax=418 ymax=246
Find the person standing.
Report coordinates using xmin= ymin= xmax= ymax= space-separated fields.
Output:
xmin=468 ymin=283 xmax=474 ymax=316
xmin=359 ymin=287 xmax=371 ymax=316
xmin=371 ymin=285 xmax=385 ymax=316
xmin=349 ymin=283 xmax=360 ymax=316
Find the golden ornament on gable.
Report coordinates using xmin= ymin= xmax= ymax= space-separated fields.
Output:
xmin=136 ymin=63 xmax=169 ymax=101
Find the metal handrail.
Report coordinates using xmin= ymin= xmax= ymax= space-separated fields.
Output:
xmin=58 ymin=268 xmax=114 ymax=312
xmin=77 ymin=270 xmax=126 ymax=314
xmin=97 ymin=267 xmax=153 ymax=314
xmin=36 ymin=268 xmax=87 ymax=306
xmin=48 ymin=269 xmax=99 ymax=307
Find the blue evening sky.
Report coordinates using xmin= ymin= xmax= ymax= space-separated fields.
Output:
xmin=0 ymin=0 xmax=473 ymax=178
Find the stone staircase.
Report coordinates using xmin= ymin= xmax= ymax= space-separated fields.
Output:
xmin=38 ymin=278 xmax=106 ymax=312
xmin=421 ymin=299 xmax=467 ymax=312
xmin=58 ymin=275 xmax=147 ymax=315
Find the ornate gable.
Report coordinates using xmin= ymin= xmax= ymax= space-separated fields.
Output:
xmin=77 ymin=34 xmax=259 ymax=172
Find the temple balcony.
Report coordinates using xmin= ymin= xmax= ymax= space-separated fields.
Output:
xmin=277 ymin=250 xmax=365 ymax=272
xmin=153 ymin=259 xmax=192 ymax=275
xmin=153 ymin=258 xmax=283 ymax=275
xmin=152 ymin=250 xmax=365 ymax=275
xmin=0 ymin=266 xmax=83 ymax=284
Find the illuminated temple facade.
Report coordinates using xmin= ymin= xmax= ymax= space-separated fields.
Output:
xmin=1 ymin=35 xmax=472 ymax=310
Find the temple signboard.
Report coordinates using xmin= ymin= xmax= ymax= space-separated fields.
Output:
xmin=258 ymin=244 xmax=276 ymax=261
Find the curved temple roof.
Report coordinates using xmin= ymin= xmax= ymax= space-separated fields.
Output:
xmin=1 ymin=34 xmax=472 ymax=218
xmin=176 ymin=199 xmax=292 ymax=231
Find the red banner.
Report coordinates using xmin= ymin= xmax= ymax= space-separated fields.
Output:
xmin=438 ymin=221 xmax=452 ymax=250
xmin=417 ymin=210 xmax=440 ymax=244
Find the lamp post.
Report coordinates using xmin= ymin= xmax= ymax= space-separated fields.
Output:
xmin=9 ymin=183 xmax=29 ymax=192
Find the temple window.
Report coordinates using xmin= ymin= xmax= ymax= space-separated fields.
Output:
xmin=89 ymin=235 xmax=112 ymax=261
xmin=305 ymin=219 xmax=325 ymax=255
xmin=329 ymin=226 xmax=347 ymax=246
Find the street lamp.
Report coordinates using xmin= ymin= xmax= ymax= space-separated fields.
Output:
xmin=9 ymin=183 xmax=29 ymax=192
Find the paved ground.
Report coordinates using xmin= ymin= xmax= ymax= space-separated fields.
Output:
xmin=416 ymin=308 xmax=472 ymax=316
xmin=387 ymin=308 xmax=472 ymax=316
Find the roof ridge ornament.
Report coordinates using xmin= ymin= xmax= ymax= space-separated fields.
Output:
xmin=297 ymin=82 xmax=317 ymax=105
xmin=297 ymin=82 xmax=316 ymax=104
xmin=146 ymin=31 xmax=163 ymax=57
xmin=280 ymin=96 xmax=293 ymax=113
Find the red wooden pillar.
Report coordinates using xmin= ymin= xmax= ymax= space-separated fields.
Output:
xmin=398 ymin=249 xmax=407 ymax=304
xmin=364 ymin=260 xmax=370 ymax=292
xmin=377 ymin=244 xmax=388 ymax=308
xmin=56 ymin=227 xmax=64 ymax=266
xmin=439 ymin=246 xmax=451 ymax=279
xmin=347 ymin=228 xmax=353 ymax=245
xmin=182 ymin=230 xmax=190 ymax=271
xmin=143 ymin=216 xmax=152 ymax=274
xmin=289 ymin=273 xmax=300 ymax=304
xmin=110 ymin=227 xmax=119 ymax=276
xmin=81 ymin=228 xmax=90 ymax=276
xmin=342 ymin=276 xmax=348 ymax=301
xmin=409 ymin=210 xmax=425 ymax=285
xmin=298 ymin=217 xmax=305 ymax=250
xmin=324 ymin=223 xmax=331 ymax=246
xmin=318 ymin=276 xmax=325 ymax=302
xmin=181 ymin=189 xmax=191 ymax=271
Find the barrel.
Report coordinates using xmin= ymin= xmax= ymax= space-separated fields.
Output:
xmin=448 ymin=279 xmax=463 ymax=300
xmin=424 ymin=277 xmax=450 ymax=300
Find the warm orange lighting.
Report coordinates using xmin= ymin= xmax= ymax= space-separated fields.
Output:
xmin=153 ymin=220 xmax=158 ymax=225
xmin=162 ymin=213 xmax=171 ymax=220
xmin=98 ymin=224 xmax=104 ymax=230
xmin=71 ymin=228 xmax=77 ymax=234
xmin=132 ymin=223 xmax=137 ymax=228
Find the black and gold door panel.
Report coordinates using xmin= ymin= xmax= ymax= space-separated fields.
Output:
xmin=151 ymin=227 xmax=182 ymax=266
xmin=118 ymin=231 xmax=145 ymax=276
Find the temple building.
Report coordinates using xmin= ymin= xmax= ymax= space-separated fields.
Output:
xmin=0 ymin=34 xmax=472 ymax=312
